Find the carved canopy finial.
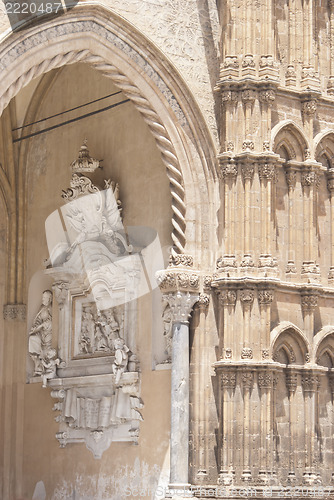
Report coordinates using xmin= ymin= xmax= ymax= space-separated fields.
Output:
xmin=70 ymin=139 xmax=100 ymax=173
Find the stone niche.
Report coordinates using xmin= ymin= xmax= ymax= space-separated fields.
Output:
xmin=28 ymin=141 xmax=145 ymax=458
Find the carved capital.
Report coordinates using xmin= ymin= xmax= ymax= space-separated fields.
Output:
xmin=221 ymin=90 xmax=238 ymax=104
xmin=301 ymin=294 xmax=318 ymax=312
xmin=241 ymin=89 xmax=256 ymax=103
xmin=52 ymin=281 xmax=69 ymax=309
xmin=3 ymin=303 xmax=26 ymax=321
xmin=286 ymin=372 xmax=297 ymax=393
xmin=285 ymin=169 xmax=297 ymax=189
xmin=220 ymin=162 xmax=238 ymax=179
xmin=198 ymin=293 xmax=210 ymax=308
xmin=302 ymin=99 xmax=317 ymax=116
xmin=302 ymin=374 xmax=320 ymax=392
xmin=242 ymin=371 xmax=253 ymax=389
xmin=301 ymin=170 xmax=316 ymax=187
xmin=259 ymin=89 xmax=276 ymax=105
xmin=168 ymin=254 xmax=193 ymax=268
xmin=258 ymin=371 xmax=273 ymax=389
xmin=223 ymin=56 xmax=239 ymax=69
xmin=241 ymin=163 xmax=255 ymax=180
xmin=241 ymin=347 xmax=253 ymax=360
xmin=258 ymin=163 xmax=276 ymax=181
xmin=258 ymin=289 xmax=274 ymax=305
xmin=163 ymin=291 xmax=199 ymax=323
xmin=240 ymin=289 xmax=254 ymax=308
xmin=327 ymin=169 xmax=334 ymax=193
xmin=219 ymin=290 xmax=237 ymax=307
xmin=156 ymin=270 xmax=199 ymax=292
xmin=221 ymin=371 xmax=236 ymax=389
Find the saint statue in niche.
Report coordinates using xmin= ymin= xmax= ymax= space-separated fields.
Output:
xmin=28 ymin=290 xmax=57 ymax=376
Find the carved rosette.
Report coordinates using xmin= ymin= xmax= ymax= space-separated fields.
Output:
xmin=258 ymin=289 xmax=274 ymax=306
xmin=301 ymin=294 xmax=318 ymax=313
xmin=163 ymin=291 xmax=199 ymax=323
xmin=262 ymin=349 xmax=270 ymax=360
xmin=219 ymin=290 xmax=237 ymax=307
xmin=168 ymin=254 xmax=193 ymax=267
xmin=221 ymin=371 xmax=236 ymax=389
xmin=3 ymin=303 xmax=26 ymax=321
xmin=240 ymin=289 xmax=254 ymax=310
xmin=302 ymin=374 xmax=320 ymax=392
xmin=241 ymin=347 xmax=253 ymax=360
xmin=258 ymin=371 xmax=273 ymax=390
xmin=286 ymin=372 xmax=297 ymax=393
xmin=258 ymin=163 xmax=276 ymax=181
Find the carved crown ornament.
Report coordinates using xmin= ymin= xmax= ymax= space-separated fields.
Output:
xmin=27 ymin=141 xmax=157 ymax=457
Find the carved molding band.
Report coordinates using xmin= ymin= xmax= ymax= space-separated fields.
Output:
xmin=3 ymin=303 xmax=26 ymax=321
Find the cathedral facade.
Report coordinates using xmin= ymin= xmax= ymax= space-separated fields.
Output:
xmin=0 ymin=1 xmax=334 ymax=499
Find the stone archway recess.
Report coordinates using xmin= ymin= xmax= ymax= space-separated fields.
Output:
xmin=0 ymin=5 xmax=217 ymax=297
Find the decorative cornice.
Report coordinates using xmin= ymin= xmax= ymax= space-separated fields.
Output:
xmin=3 ymin=303 xmax=26 ymax=321
xmin=163 ymin=291 xmax=199 ymax=323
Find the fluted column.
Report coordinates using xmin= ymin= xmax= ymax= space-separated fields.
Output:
xmin=301 ymin=0 xmax=319 ymax=89
xmin=285 ymin=167 xmax=297 ymax=276
xmin=221 ymin=91 xmax=238 ymax=155
xmin=327 ymin=169 xmax=334 ymax=282
xmin=286 ymin=0 xmax=297 ymax=86
xmin=163 ymin=290 xmax=199 ymax=488
xmin=241 ymin=371 xmax=253 ymax=482
xmin=286 ymin=371 xmax=298 ymax=483
xmin=241 ymin=90 xmax=256 ymax=149
xmin=219 ymin=289 xmax=237 ymax=359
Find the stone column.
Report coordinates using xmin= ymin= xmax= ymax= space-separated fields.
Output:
xmin=258 ymin=289 xmax=274 ymax=360
xmin=2 ymin=304 xmax=26 ymax=500
xmin=221 ymin=92 xmax=238 ymax=155
xmin=219 ymin=371 xmax=236 ymax=485
xmin=328 ymin=0 xmax=334 ymax=94
xmin=258 ymin=163 xmax=276 ymax=269
xmin=241 ymin=90 xmax=256 ymax=149
xmin=301 ymin=0 xmax=319 ymax=89
xmin=219 ymin=289 xmax=237 ymax=359
xmin=302 ymin=100 xmax=317 ymax=155
xmin=240 ymin=163 xmax=255 ymax=268
xmin=302 ymin=373 xmax=320 ymax=484
xmin=286 ymin=371 xmax=298 ymax=483
xmin=219 ymin=161 xmax=238 ymax=271
xmin=240 ymin=289 xmax=254 ymax=360
xmin=286 ymin=0 xmax=297 ymax=86
xmin=164 ymin=291 xmax=199 ymax=488
xmin=301 ymin=169 xmax=320 ymax=281
xmin=301 ymin=292 xmax=318 ymax=346
xmin=258 ymin=371 xmax=273 ymax=483
xmin=241 ymin=370 xmax=253 ymax=482
xmin=285 ymin=167 xmax=297 ymax=277
xmin=327 ymin=168 xmax=334 ymax=282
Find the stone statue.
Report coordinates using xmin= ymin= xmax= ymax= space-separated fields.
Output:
xmin=112 ymin=337 xmax=130 ymax=385
xmin=41 ymin=348 xmax=60 ymax=388
xmin=28 ymin=290 xmax=53 ymax=376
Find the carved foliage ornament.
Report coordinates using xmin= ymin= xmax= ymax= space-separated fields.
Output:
xmin=259 ymin=90 xmax=276 ymax=105
xmin=258 ymin=371 xmax=273 ymax=389
xmin=241 ymin=347 xmax=253 ymax=359
xmin=302 ymin=100 xmax=317 ymax=116
xmin=219 ymin=290 xmax=237 ymax=306
xmin=258 ymin=290 xmax=274 ymax=305
xmin=157 ymin=271 xmax=199 ymax=291
xmin=221 ymin=372 xmax=236 ymax=389
xmin=220 ymin=163 xmax=238 ymax=179
xmin=301 ymin=294 xmax=318 ymax=311
xmin=241 ymin=163 xmax=255 ymax=179
xmin=163 ymin=291 xmax=199 ymax=323
xmin=240 ymin=289 xmax=255 ymax=306
xmin=168 ymin=254 xmax=193 ymax=267
xmin=302 ymin=374 xmax=320 ymax=392
xmin=258 ymin=164 xmax=276 ymax=181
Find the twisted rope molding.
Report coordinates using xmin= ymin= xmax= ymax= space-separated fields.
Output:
xmin=0 ymin=49 xmax=186 ymax=253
